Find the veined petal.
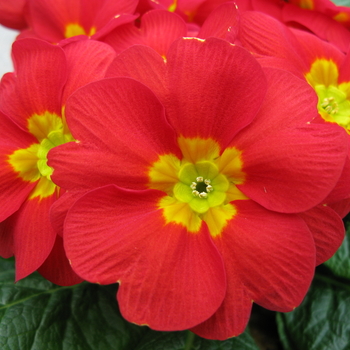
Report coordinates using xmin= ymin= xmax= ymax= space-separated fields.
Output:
xmin=38 ymin=235 xmax=84 ymax=286
xmin=198 ymin=2 xmax=240 ymax=42
xmin=64 ymin=185 xmax=226 ymax=330
xmin=106 ymin=45 xmax=167 ymax=102
xmin=217 ymin=200 xmax=315 ymax=311
xmin=0 ymin=112 xmax=38 ymax=221
xmin=0 ymin=39 xmax=66 ymax=128
xmin=165 ymin=37 xmax=267 ymax=147
xmin=61 ymin=40 xmax=116 ymax=105
xmin=13 ymin=195 xmax=58 ymax=281
xmin=104 ymin=10 xmax=187 ymax=57
xmin=53 ymin=77 xmax=181 ymax=189
xmin=299 ymin=205 xmax=345 ymax=266
xmin=236 ymin=123 xmax=348 ymax=213
xmin=191 ymin=263 xmax=252 ymax=340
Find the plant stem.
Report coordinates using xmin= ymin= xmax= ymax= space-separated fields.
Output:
xmin=184 ymin=331 xmax=196 ymax=350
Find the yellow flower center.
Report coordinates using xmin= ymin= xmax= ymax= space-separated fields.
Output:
xmin=64 ymin=23 xmax=96 ymax=38
xmin=305 ymin=59 xmax=350 ymax=133
xmin=148 ymin=136 xmax=247 ymax=237
xmin=7 ymin=112 xmax=74 ymax=200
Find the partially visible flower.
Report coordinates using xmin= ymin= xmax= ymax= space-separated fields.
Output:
xmin=0 ymin=0 xmax=27 ymax=29
xmin=50 ymin=38 xmax=348 ymax=339
xmin=103 ymin=4 xmax=238 ymax=57
xmin=0 ymin=38 xmax=116 ymax=284
xmin=18 ymin=0 xmax=138 ymax=43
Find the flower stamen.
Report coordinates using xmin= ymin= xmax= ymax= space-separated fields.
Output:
xmin=191 ymin=177 xmax=213 ymax=198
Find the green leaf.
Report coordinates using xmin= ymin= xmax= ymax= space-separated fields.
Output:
xmin=134 ymin=329 xmax=260 ymax=350
xmin=0 ymin=258 xmax=147 ymax=350
xmin=277 ymin=275 xmax=350 ymax=350
xmin=330 ymin=0 xmax=350 ymax=6
xmin=324 ymin=222 xmax=350 ymax=279
xmin=0 ymin=258 xmax=260 ymax=350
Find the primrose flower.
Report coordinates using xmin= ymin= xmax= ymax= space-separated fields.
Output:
xmin=49 ymin=38 xmax=348 ymax=339
xmin=0 ymin=0 xmax=27 ymax=29
xmin=0 ymin=38 xmax=116 ymax=284
xmin=17 ymin=0 xmax=138 ymax=43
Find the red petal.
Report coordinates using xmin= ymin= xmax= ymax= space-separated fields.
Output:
xmin=106 ymin=45 xmax=167 ymax=101
xmin=0 ymin=218 xmax=14 ymax=258
xmin=282 ymin=4 xmax=350 ymax=53
xmin=38 ymin=234 xmax=84 ymax=286
xmin=0 ymin=39 xmax=66 ymax=128
xmin=191 ymin=271 xmax=252 ymax=339
xmin=65 ymin=185 xmax=226 ymax=330
xmin=51 ymin=77 xmax=181 ymax=190
xmin=61 ymin=40 xmax=116 ymax=104
xmin=219 ymin=200 xmax=315 ymax=311
xmin=0 ymin=0 xmax=26 ymax=29
xmin=198 ymin=2 xmax=240 ymax=42
xmin=14 ymin=195 xmax=57 ymax=281
xmin=237 ymin=123 xmax=348 ymax=213
xmin=165 ymin=37 xmax=267 ymax=147
xmin=299 ymin=205 xmax=344 ymax=265
xmin=0 ymin=112 xmax=38 ymax=221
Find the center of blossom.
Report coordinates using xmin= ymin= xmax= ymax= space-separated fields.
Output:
xmin=321 ymin=96 xmax=339 ymax=115
xmin=190 ymin=177 xmax=213 ymax=198
xmin=64 ymin=23 xmax=96 ymax=38
xmin=148 ymin=136 xmax=248 ymax=236
xmin=8 ymin=112 xmax=74 ymax=199
xmin=314 ymin=85 xmax=350 ymax=129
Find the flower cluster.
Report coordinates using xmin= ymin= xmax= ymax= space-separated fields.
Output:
xmin=0 ymin=0 xmax=350 ymax=341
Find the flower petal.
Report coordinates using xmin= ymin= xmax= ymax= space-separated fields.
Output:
xmin=165 ymin=37 xmax=267 ymax=147
xmin=51 ymin=77 xmax=181 ymax=190
xmin=0 ymin=39 xmax=66 ymax=129
xmin=0 ymin=112 xmax=38 ymax=221
xmin=219 ymin=200 xmax=315 ymax=311
xmin=64 ymin=185 xmax=226 ymax=330
xmin=61 ymin=40 xmax=116 ymax=104
xmin=13 ymin=195 xmax=57 ymax=281
xmin=299 ymin=205 xmax=345 ymax=265
xmin=38 ymin=234 xmax=84 ymax=286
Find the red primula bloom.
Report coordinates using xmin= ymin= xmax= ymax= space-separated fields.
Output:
xmin=234 ymin=9 xmax=350 ymax=262
xmin=0 ymin=0 xmax=27 ymax=29
xmin=50 ymin=38 xmax=348 ymax=339
xmin=103 ymin=5 xmax=238 ymax=57
xmin=136 ymin=0 xmax=229 ymax=25
xmin=17 ymin=0 xmax=138 ymax=43
xmin=235 ymin=0 xmax=350 ymax=53
xmin=0 ymin=38 xmax=116 ymax=284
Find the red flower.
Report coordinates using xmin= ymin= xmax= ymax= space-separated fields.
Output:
xmin=50 ymin=38 xmax=348 ymax=339
xmin=0 ymin=38 xmax=116 ymax=284
xmin=18 ymin=0 xmax=138 ymax=43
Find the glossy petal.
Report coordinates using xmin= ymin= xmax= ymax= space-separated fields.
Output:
xmin=50 ymin=77 xmax=181 ymax=190
xmin=165 ymin=37 xmax=267 ymax=147
xmin=13 ymin=195 xmax=57 ymax=281
xmin=299 ymin=205 xmax=344 ymax=265
xmin=65 ymin=185 xmax=226 ymax=330
xmin=198 ymin=2 xmax=240 ymax=42
xmin=38 ymin=234 xmax=84 ymax=286
xmin=0 ymin=39 xmax=66 ymax=129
